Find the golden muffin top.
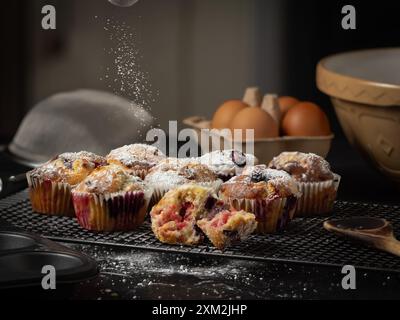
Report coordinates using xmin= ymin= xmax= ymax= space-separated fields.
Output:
xmin=268 ymin=152 xmax=334 ymax=182
xmin=145 ymin=160 xmax=220 ymax=187
xmin=106 ymin=144 xmax=166 ymax=170
xmin=73 ymin=164 xmax=148 ymax=194
xmin=221 ymin=165 xmax=301 ymax=199
xmin=28 ymin=151 xmax=107 ymax=185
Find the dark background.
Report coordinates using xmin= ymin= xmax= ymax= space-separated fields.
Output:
xmin=0 ymin=0 xmax=400 ymax=202
xmin=2 ymin=0 xmax=400 ymax=143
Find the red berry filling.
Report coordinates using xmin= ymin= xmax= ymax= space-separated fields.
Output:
xmin=210 ymin=210 xmax=234 ymax=228
xmin=158 ymin=202 xmax=195 ymax=231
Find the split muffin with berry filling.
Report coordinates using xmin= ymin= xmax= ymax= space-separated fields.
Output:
xmin=150 ymin=185 xmax=256 ymax=249
xmin=220 ymin=165 xmax=301 ymax=233
xmin=106 ymin=143 xmax=166 ymax=179
xmin=196 ymin=201 xmax=257 ymax=250
xmin=268 ymin=152 xmax=341 ymax=216
xmin=145 ymin=159 xmax=222 ymax=204
xmin=27 ymin=151 xmax=107 ymax=216
xmin=150 ymin=185 xmax=211 ymax=245
xmin=72 ymin=164 xmax=152 ymax=231
xmin=198 ymin=149 xmax=258 ymax=181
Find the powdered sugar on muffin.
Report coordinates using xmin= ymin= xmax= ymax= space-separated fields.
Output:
xmin=228 ymin=165 xmax=301 ymax=199
xmin=107 ymin=144 xmax=166 ymax=170
xmin=150 ymin=157 xmax=199 ymax=172
xmin=71 ymin=163 xmax=152 ymax=231
xmin=268 ymin=152 xmax=334 ymax=182
xmin=145 ymin=160 xmax=221 ymax=190
xmin=29 ymin=151 xmax=107 ymax=185
xmin=27 ymin=151 xmax=107 ymax=216
xmin=220 ymin=165 xmax=301 ymax=233
xmin=74 ymin=164 xmax=148 ymax=195
xmin=199 ymin=150 xmax=258 ymax=179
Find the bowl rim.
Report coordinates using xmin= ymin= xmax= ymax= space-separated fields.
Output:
xmin=316 ymin=47 xmax=400 ymax=107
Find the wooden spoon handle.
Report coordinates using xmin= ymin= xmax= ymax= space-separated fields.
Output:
xmin=376 ymin=238 xmax=400 ymax=257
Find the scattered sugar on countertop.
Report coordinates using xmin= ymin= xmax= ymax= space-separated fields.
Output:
xmin=66 ymin=244 xmax=333 ymax=299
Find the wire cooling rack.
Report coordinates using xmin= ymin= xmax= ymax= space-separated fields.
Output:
xmin=1 ymin=190 xmax=400 ymax=272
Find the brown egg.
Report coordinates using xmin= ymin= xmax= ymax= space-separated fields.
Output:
xmin=230 ymin=107 xmax=279 ymax=139
xmin=211 ymin=100 xmax=249 ymax=129
xmin=278 ymin=96 xmax=300 ymax=116
xmin=282 ymin=102 xmax=331 ymax=136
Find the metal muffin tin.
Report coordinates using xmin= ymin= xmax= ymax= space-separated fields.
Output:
xmin=0 ymin=220 xmax=98 ymax=289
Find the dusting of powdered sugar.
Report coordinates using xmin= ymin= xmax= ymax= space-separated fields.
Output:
xmin=242 ymin=165 xmax=292 ymax=182
xmin=151 ymin=158 xmax=200 ymax=172
xmin=144 ymin=160 xmax=198 ymax=187
xmin=227 ymin=165 xmax=300 ymax=196
xmin=199 ymin=150 xmax=258 ymax=176
xmin=269 ymin=152 xmax=334 ymax=182
xmin=29 ymin=160 xmax=60 ymax=180
xmin=145 ymin=170 xmax=188 ymax=188
xmin=29 ymin=152 xmax=106 ymax=180
xmin=107 ymin=144 xmax=165 ymax=168
xmin=144 ymin=159 xmax=218 ymax=189
xmin=97 ymin=16 xmax=159 ymax=134
xmin=58 ymin=151 xmax=106 ymax=168
xmin=74 ymin=164 xmax=147 ymax=194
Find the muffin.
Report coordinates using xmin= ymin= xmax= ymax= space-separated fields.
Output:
xmin=106 ymin=143 xmax=166 ymax=179
xmin=197 ymin=204 xmax=257 ymax=250
xmin=268 ymin=152 xmax=341 ymax=216
xmin=27 ymin=151 xmax=107 ymax=216
xmin=150 ymin=185 xmax=212 ymax=245
xmin=198 ymin=149 xmax=258 ymax=181
xmin=220 ymin=165 xmax=301 ymax=233
xmin=150 ymin=184 xmax=256 ymax=249
xmin=145 ymin=159 xmax=222 ymax=204
xmin=72 ymin=164 xmax=152 ymax=231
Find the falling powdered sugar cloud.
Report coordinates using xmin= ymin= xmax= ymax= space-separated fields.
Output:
xmin=97 ymin=16 xmax=159 ymax=129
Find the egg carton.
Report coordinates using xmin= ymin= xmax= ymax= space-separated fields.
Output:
xmin=183 ymin=87 xmax=333 ymax=164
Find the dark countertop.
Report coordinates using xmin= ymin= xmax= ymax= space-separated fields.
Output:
xmin=1 ymin=140 xmax=400 ymax=300
xmin=32 ymin=243 xmax=400 ymax=300
xmin=3 ymin=242 xmax=400 ymax=300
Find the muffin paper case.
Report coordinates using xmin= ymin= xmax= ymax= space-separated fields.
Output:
xmin=295 ymin=174 xmax=341 ymax=217
xmin=26 ymin=173 xmax=75 ymax=217
xmin=72 ymin=188 xmax=152 ymax=232
xmin=221 ymin=195 xmax=298 ymax=234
